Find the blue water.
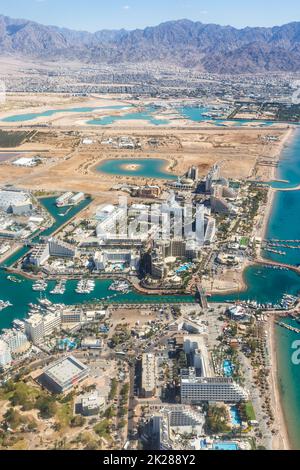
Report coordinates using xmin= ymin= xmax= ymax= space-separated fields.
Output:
xmin=87 ymin=106 xmax=169 ymax=126
xmin=178 ymin=106 xmax=277 ymax=127
xmin=264 ymin=133 xmax=300 ymax=266
xmin=275 ymin=318 xmax=300 ymax=449
xmin=213 ymin=442 xmax=238 ymax=451
xmin=1 ymin=105 xmax=129 ymax=123
xmin=223 ymin=360 xmax=234 ymax=377
xmin=230 ymin=406 xmax=242 ymax=427
xmin=97 ymin=158 xmax=177 ymax=180
xmin=176 ymin=263 xmax=193 ymax=274
xmin=58 ymin=338 xmax=77 ymax=350
xmin=212 ymin=265 xmax=300 ymax=304
xmin=3 ymin=104 xmax=290 ymax=127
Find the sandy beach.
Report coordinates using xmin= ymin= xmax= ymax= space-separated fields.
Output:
xmin=260 ymin=127 xmax=296 ymax=243
xmin=260 ymin=127 xmax=296 ymax=450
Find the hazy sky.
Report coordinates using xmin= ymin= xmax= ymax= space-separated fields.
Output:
xmin=0 ymin=0 xmax=299 ymax=31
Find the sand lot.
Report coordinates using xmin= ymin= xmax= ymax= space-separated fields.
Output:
xmin=0 ymin=93 xmax=289 ymax=197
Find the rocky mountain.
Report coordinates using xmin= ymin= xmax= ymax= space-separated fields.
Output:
xmin=0 ymin=15 xmax=299 ymax=73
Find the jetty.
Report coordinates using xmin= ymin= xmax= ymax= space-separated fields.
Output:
xmin=275 ymin=321 xmax=300 ymax=334
xmin=255 ymin=257 xmax=300 ymax=275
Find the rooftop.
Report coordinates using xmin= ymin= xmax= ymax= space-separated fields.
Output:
xmin=44 ymin=355 xmax=88 ymax=386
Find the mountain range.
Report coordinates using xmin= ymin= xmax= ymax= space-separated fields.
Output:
xmin=0 ymin=15 xmax=300 ymax=73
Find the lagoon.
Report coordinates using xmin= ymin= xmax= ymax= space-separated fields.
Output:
xmin=97 ymin=158 xmax=177 ymax=180
xmin=1 ymin=105 xmax=129 ymax=123
xmin=87 ymin=106 xmax=169 ymax=126
xmin=178 ymin=106 xmax=277 ymax=127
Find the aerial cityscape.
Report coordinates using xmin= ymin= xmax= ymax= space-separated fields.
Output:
xmin=0 ymin=0 xmax=300 ymax=458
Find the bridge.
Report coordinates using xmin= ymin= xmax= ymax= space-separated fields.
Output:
xmin=196 ymin=284 xmax=208 ymax=310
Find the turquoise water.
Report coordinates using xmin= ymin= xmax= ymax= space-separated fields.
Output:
xmin=178 ymin=106 xmax=276 ymax=127
xmin=178 ymin=106 xmax=211 ymax=122
xmin=212 ymin=442 xmax=238 ymax=451
xmin=2 ymin=196 xmax=92 ymax=268
xmin=1 ymin=106 xmax=129 ymax=123
xmin=0 ymin=274 xmax=194 ymax=330
xmin=0 ymin=124 xmax=299 ymax=447
xmin=275 ymin=318 xmax=300 ymax=449
xmin=224 ymin=360 xmax=234 ymax=377
xmin=265 ymin=133 xmax=300 ymax=266
xmin=97 ymin=158 xmax=177 ymax=180
xmin=211 ymin=265 xmax=300 ymax=305
xmin=3 ymin=104 xmax=286 ymax=127
xmin=0 ymin=196 xmax=193 ymax=329
xmin=268 ymin=132 xmax=300 ymax=449
xmin=87 ymin=106 xmax=169 ymax=126
xmin=230 ymin=406 xmax=242 ymax=427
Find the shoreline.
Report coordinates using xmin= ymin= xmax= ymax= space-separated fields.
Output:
xmin=263 ymin=127 xmax=296 ymax=451
xmin=261 ymin=127 xmax=296 ymax=242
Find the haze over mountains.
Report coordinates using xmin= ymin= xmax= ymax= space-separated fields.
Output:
xmin=0 ymin=14 xmax=300 ymax=73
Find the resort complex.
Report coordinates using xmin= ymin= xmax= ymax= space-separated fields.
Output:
xmin=0 ymin=3 xmax=299 ymax=459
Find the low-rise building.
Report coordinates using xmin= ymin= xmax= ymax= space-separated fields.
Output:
xmin=56 ymin=192 xmax=73 ymax=207
xmin=80 ymin=392 xmax=106 ymax=416
xmin=81 ymin=337 xmax=103 ymax=350
xmin=42 ymin=355 xmax=89 ymax=394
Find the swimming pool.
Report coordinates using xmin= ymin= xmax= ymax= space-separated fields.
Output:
xmin=213 ymin=441 xmax=239 ymax=451
xmin=223 ymin=360 xmax=235 ymax=377
xmin=230 ymin=406 xmax=242 ymax=427
xmin=58 ymin=338 xmax=77 ymax=350
xmin=176 ymin=263 xmax=193 ymax=273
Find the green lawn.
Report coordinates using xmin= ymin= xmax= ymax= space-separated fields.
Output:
xmin=240 ymin=237 xmax=249 ymax=247
xmin=245 ymin=401 xmax=256 ymax=421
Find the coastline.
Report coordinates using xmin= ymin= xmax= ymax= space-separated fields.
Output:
xmin=263 ymin=127 xmax=296 ymax=451
xmin=260 ymin=127 xmax=295 ymax=242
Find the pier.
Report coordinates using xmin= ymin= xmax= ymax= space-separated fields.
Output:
xmin=255 ymin=257 xmax=300 ymax=275
xmin=275 ymin=321 xmax=300 ymax=334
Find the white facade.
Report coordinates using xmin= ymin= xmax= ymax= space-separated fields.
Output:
xmin=94 ymin=250 xmax=139 ymax=270
xmin=1 ymin=330 xmax=28 ymax=354
xmin=28 ymin=244 xmax=50 ymax=267
xmin=69 ymin=192 xmax=85 ymax=205
xmin=25 ymin=314 xmax=44 ymax=344
xmin=141 ymin=353 xmax=156 ymax=398
xmin=0 ymin=190 xmax=32 ymax=213
xmin=25 ymin=312 xmax=61 ymax=344
xmin=48 ymin=238 xmax=76 ymax=258
xmin=56 ymin=192 xmax=73 ymax=207
xmin=43 ymin=313 xmax=61 ymax=337
xmin=0 ymin=339 xmax=12 ymax=368
xmin=181 ymin=369 xmax=248 ymax=404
